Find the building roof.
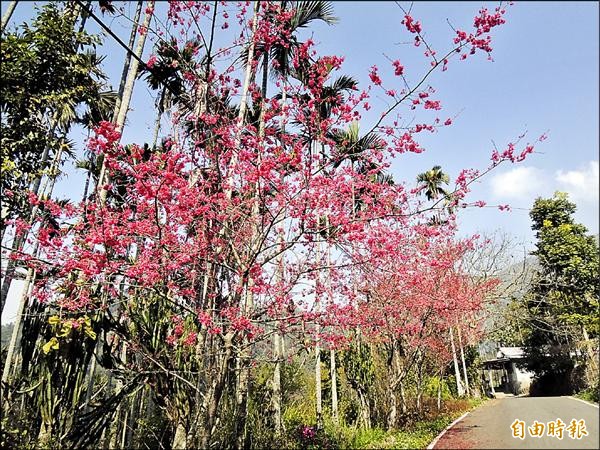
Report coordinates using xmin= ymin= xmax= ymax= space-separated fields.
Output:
xmin=497 ymin=347 xmax=525 ymax=359
xmin=482 ymin=357 xmax=510 ymax=369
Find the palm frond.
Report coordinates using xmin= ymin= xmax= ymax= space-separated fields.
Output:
xmin=331 ymin=75 xmax=358 ymax=93
xmin=330 ymin=122 xmax=383 ymax=168
xmin=417 ymin=165 xmax=450 ymax=201
xmin=80 ymin=89 xmax=117 ymax=126
xmin=290 ymin=1 xmax=338 ymax=29
xmin=75 ymin=159 xmax=92 ymax=171
xmin=270 ymin=43 xmax=295 ymax=78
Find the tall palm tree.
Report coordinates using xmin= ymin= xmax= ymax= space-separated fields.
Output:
xmin=244 ymin=1 xmax=338 ymax=85
xmin=416 ymin=165 xmax=450 ymax=201
xmin=416 ymin=165 xmax=454 ymax=226
xmin=2 ymin=4 xmax=117 ymax=446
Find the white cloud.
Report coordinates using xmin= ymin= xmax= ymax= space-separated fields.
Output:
xmin=490 ymin=166 xmax=548 ymax=198
xmin=488 ymin=161 xmax=599 ymax=234
xmin=555 ymin=160 xmax=599 ymax=202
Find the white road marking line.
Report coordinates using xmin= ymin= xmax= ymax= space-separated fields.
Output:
xmin=567 ymin=395 xmax=600 ymax=409
xmin=426 ymin=411 xmax=471 ymax=450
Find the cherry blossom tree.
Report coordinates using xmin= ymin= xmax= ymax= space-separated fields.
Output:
xmin=1 ymin=2 xmax=545 ymax=448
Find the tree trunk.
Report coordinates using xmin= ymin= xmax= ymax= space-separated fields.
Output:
xmin=0 ymin=233 xmax=22 ymax=314
xmin=330 ymin=349 xmax=338 ymax=425
xmin=108 ymin=342 xmax=128 ymax=449
xmin=358 ymin=390 xmax=371 ymax=429
xmin=151 ymin=100 xmax=162 ymax=148
xmin=315 ymin=342 xmax=322 ymax=428
xmin=200 ymin=334 xmax=233 ymax=449
xmin=437 ymin=367 xmax=444 ymax=410
xmin=273 ymin=67 xmax=289 ymax=436
xmin=93 ymin=0 xmax=142 ymax=195
xmin=225 ymin=0 xmax=260 ymax=199
xmin=271 ymin=229 xmax=284 ymax=434
xmin=112 ymin=0 xmax=144 ymax=120
xmin=450 ymin=327 xmax=464 ymax=396
xmin=387 ymin=388 xmax=397 ymax=430
xmin=212 ymin=19 xmax=262 ymax=446
xmin=197 ymin=12 xmax=262 ymax=442
xmin=0 ymin=223 xmax=8 ymax=243
xmin=98 ymin=0 xmax=150 ymax=201
xmin=582 ymin=325 xmax=598 ymax=371
xmin=0 ymin=0 xmax=18 ymax=33
xmin=0 ymin=130 xmax=54 ymax=315
xmin=84 ymin=2 xmax=147 ymax=426
xmin=390 ymin=340 xmax=407 ymax=418
xmin=457 ymin=326 xmax=470 ymax=396
xmin=81 ymin=169 xmax=92 ymax=202
xmin=324 ymin=227 xmax=338 ymax=425
xmin=416 ymin=352 xmax=424 ymax=413
xmin=272 ymin=329 xmax=283 ymax=435
xmin=2 ymin=136 xmax=65 ymax=386
xmin=172 ymin=421 xmax=188 ymax=450
xmin=1 ymin=268 xmax=34 ymax=391
xmin=120 ymin=401 xmax=129 ymax=449
xmin=235 ymin=282 xmax=255 ymax=449
xmin=235 ymin=355 xmax=250 ymax=449
xmin=399 ymin=379 xmax=407 ymax=415
xmin=314 ymin=237 xmax=323 ymax=430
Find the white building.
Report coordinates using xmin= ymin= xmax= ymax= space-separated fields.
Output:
xmin=482 ymin=347 xmax=534 ymax=396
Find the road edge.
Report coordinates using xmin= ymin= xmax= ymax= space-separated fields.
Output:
xmin=567 ymin=395 xmax=600 ymax=409
xmin=426 ymin=411 xmax=470 ymax=450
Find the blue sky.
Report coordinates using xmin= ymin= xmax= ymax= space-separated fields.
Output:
xmin=4 ymin=1 xmax=597 ymax=244
xmin=304 ymin=2 xmax=599 ymax=245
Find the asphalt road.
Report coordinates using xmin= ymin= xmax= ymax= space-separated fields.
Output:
xmin=433 ymin=396 xmax=600 ymax=449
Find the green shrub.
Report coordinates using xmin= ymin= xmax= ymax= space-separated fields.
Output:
xmin=424 ymin=375 xmax=452 ymax=400
xmin=577 ymin=381 xmax=599 ymax=403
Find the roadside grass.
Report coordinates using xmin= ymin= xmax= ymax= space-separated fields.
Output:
xmin=338 ymin=398 xmax=486 ymax=449
xmin=575 ymin=384 xmax=599 ymax=404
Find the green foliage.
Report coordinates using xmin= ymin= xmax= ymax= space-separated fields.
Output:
xmin=576 ymin=380 xmax=600 ymax=404
xmin=522 ymin=192 xmax=599 ymax=381
xmin=348 ymin=427 xmax=388 ymax=448
xmin=128 ymin=393 xmax=172 ymax=450
xmin=1 ymin=410 xmax=35 ymax=450
xmin=0 ymin=2 xmax=114 ymax=222
xmin=322 ymin=399 xmax=483 ymax=449
xmin=416 ymin=165 xmax=450 ymax=201
xmin=424 ymin=375 xmax=452 ymax=400
xmin=340 ymin=343 xmax=375 ymax=396
xmin=530 ymin=193 xmax=599 ymax=329
xmin=530 ymin=192 xmax=577 ymax=231
xmin=340 ymin=342 xmax=375 ymax=427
